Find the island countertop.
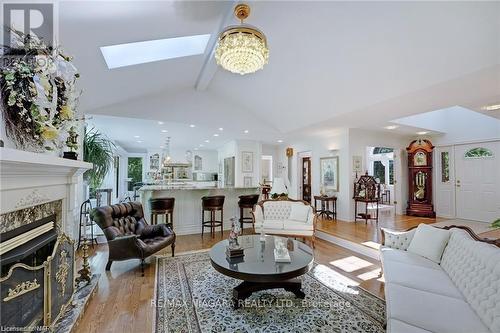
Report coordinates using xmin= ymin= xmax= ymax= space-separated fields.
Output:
xmin=139 ymin=185 xmax=259 ymax=191
xmin=140 ymin=186 xmax=260 ymax=235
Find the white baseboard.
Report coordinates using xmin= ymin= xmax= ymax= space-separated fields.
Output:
xmin=315 ymin=230 xmax=380 ymax=260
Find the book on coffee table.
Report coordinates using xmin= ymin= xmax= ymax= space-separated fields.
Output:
xmin=226 ymin=247 xmax=244 ymax=258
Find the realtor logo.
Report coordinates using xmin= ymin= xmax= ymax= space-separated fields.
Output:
xmin=3 ymin=3 xmax=54 ymax=49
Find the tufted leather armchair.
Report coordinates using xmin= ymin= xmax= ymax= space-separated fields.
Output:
xmin=91 ymin=201 xmax=175 ymax=275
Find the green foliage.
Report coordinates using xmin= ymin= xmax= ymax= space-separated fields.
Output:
xmin=464 ymin=147 xmax=493 ymax=158
xmin=491 ymin=218 xmax=500 ymax=229
xmin=127 ymin=157 xmax=143 ymax=191
xmin=83 ymin=127 xmax=115 ymax=196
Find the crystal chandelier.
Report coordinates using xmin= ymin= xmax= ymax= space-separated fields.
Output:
xmin=215 ymin=3 xmax=269 ymax=75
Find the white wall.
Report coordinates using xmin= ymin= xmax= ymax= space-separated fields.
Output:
xmin=235 ymin=140 xmax=262 ymax=187
xmin=218 ymin=140 xmax=263 ymax=187
xmin=192 ymin=150 xmax=218 ymax=173
xmin=279 ymin=128 xmax=351 ymax=221
xmin=348 ymin=129 xmax=411 ymax=219
xmin=282 ymin=128 xmax=412 ymax=221
xmin=262 ymin=144 xmax=281 ymax=181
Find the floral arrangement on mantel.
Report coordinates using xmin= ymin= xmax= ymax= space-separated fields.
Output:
xmin=0 ymin=29 xmax=81 ymax=152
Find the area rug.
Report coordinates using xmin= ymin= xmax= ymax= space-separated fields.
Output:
xmin=154 ymin=251 xmax=386 ymax=332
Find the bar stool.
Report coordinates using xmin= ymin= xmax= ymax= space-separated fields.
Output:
xmin=201 ymin=195 xmax=225 ymax=238
xmin=149 ymin=197 xmax=175 ymax=228
xmin=238 ymin=194 xmax=260 ymax=233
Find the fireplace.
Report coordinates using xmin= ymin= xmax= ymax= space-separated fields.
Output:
xmin=0 ymin=147 xmax=92 ymax=331
xmin=0 ymin=213 xmax=75 ymax=330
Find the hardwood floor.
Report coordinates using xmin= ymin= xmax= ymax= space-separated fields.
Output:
xmin=316 ymin=213 xmax=498 ymax=245
xmin=316 ymin=214 xmax=447 ymax=245
xmin=74 ymin=229 xmax=383 ymax=333
xmin=75 ymin=214 xmax=499 ymax=332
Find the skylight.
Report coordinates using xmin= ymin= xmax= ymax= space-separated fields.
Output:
xmin=100 ymin=34 xmax=211 ymax=69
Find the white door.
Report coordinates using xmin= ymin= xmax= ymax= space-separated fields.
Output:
xmin=393 ymin=149 xmax=404 ymax=215
xmin=435 ymin=146 xmax=456 ymax=218
xmin=455 ymin=142 xmax=500 ymax=222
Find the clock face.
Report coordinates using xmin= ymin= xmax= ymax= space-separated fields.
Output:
xmin=414 ymin=151 xmax=427 ymax=166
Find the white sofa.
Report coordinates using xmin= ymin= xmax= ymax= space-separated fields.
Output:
xmin=380 ymin=226 xmax=500 ymax=333
xmin=252 ymin=199 xmax=316 ymax=247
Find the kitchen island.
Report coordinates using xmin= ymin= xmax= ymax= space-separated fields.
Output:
xmin=139 ymin=185 xmax=260 ymax=235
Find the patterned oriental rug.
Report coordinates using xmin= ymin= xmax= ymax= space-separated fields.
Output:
xmin=154 ymin=251 xmax=386 ymax=333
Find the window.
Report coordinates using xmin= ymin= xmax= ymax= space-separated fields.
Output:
xmin=373 ymin=147 xmax=394 ymax=154
xmin=389 ymin=160 xmax=394 ymax=185
xmin=441 ymin=152 xmax=450 ymax=183
xmin=464 ymin=147 xmax=493 ymax=158
xmin=368 ymin=146 xmax=394 ymax=187
xmin=127 ymin=157 xmax=143 ymax=191
xmin=373 ymin=161 xmax=385 ymax=184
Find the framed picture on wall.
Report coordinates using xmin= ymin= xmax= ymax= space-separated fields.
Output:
xmin=320 ymin=156 xmax=339 ymax=192
xmin=353 ymin=155 xmax=362 ymax=173
xmin=241 ymin=151 xmax=253 ymax=173
xmin=243 ymin=176 xmax=253 ymax=187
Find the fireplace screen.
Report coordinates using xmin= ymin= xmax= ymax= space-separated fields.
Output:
xmin=1 ymin=264 xmax=45 ymax=329
xmin=1 ymin=218 xmax=75 ymax=330
xmin=49 ymin=236 xmax=75 ymax=324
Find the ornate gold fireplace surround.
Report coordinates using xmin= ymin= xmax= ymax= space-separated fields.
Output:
xmin=0 ymin=231 xmax=75 ymax=329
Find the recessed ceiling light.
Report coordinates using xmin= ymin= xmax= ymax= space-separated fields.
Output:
xmin=277 ymin=139 xmax=283 ymax=143
xmin=161 ymin=129 xmax=168 ymax=133
xmin=190 ymin=124 xmax=196 ymax=128
xmin=482 ymin=104 xmax=500 ymax=111
xmin=137 ymin=140 xmax=143 ymax=143
xmin=134 ymin=135 xmax=140 ymax=138
xmin=100 ymin=34 xmax=211 ymax=69
xmin=244 ymin=130 xmax=249 ymax=134
xmin=204 ymin=139 xmax=210 ymax=143
xmin=218 ymin=127 xmax=224 ymax=131
xmin=194 ymin=148 xmax=199 ymax=151
xmin=199 ymin=144 xmax=204 ymax=147
xmin=213 ymin=134 xmax=219 ymax=137
xmin=158 ymin=121 xmax=164 ymax=125
xmin=384 ymin=125 xmax=398 ymax=130
xmin=416 ymin=131 xmax=428 ymax=135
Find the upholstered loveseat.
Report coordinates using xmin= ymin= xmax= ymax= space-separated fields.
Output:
xmin=91 ymin=202 xmax=176 ymax=275
xmin=380 ymin=225 xmax=500 ymax=333
xmin=252 ymin=199 xmax=316 ymax=248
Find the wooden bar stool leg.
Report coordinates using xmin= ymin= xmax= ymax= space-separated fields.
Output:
xmin=211 ymin=210 xmax=215 ymax=238
xmin=220 ymin=209 xmax=224 ymax=236
xmin=239 ymin=207 xmax=244 ymax=233
xmin=201 ymin=208 xmax=205 ymax=238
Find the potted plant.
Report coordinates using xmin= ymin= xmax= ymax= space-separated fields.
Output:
xmin=83 ymin=127 xmax=115 ymax=200
xmin=491 ymin=218 xmax=500 ymax=229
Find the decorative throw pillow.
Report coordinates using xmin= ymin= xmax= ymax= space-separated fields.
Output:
xmin=289 ymin=204 xmax=310 ymax=222
xmin=407 ymin=224 xmax=451 ymax=263
xmin=382 ymin=228 xmax=416 ymax=250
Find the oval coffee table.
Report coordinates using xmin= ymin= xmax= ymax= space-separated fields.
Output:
xmin=210 ymin=234 xmax=314 ymax=308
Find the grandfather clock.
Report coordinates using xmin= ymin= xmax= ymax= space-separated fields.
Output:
xmin=406 ymin=139 xmax=436 ymax=217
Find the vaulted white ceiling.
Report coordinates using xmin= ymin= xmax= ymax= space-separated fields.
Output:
xmin=58 ymin=1 xmax=500 ymax=149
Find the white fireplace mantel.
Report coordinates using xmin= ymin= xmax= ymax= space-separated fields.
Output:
xmin=1 ymin=147 xmax=92 ymax=239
